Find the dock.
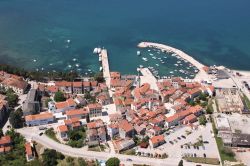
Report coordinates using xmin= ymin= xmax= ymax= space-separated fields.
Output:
xmin=100 ymin=49 xmax=111 ymax=88
xmin=138 ymin=42 xmax=205 ymax=71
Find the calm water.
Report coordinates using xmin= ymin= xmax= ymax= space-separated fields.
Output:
xmin=0 ymin=0 xmax=250 ymax=76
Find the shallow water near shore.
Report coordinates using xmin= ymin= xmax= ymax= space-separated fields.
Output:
xmin=0 ymin=0 xmax=250 ymax=76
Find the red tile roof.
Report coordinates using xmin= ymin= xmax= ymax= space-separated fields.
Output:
xmin=58 ymin=125 xmax=68 ymax=132
xmin=150 ymin=135 xmax=165 ymax=144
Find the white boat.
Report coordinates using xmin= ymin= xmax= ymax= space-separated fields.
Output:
xmin=161 ymin=62 xmax=165 ymax=64
xmin=174 ymin=64 xmax=178 ymax=66
xmin=93 ymin=48 xmax=98 ymax=54
xmin=97 ymin=48 xmax=102 ymax=54
xmin=75 ymin=64 xmax=80 ymax=67
xmin=66 ymin=39 xmax=71 ymax=43
xmin=99 ymin=56 xmax=102 ymax=62
xmin=137 ymin=51 xmax=141 ymax=56
xmin=156 ymin=64 xmax=159 ymax=67
xmin=195 ymin=70 xmax=199 ymax=73
xmin=88 ymin=69 xmax=92 ymax=71
xmin=149 ymin=53 xmax=154 ymax=56
xmin=99 ymin=67 xmax=103 ymax=71
xmin=139 ymin=65 xmax=143 ymax=68
xmin=152 ymin=56 xmax=156 ymax=59
xmin=73 ymin=58 xmax=77 ymax=61
xmin=177 ymin=61 xmax=181 ymax=64
xmin=33 ymin=59 xmax=37 ymax=62
xmin=68 ymin=65 xmax=72 ymax=68
xmin=148 ymin=49 xmax=151 ymax=52
xmin=170 ymin=71 xmax=174 ymax=74
xmin=142 ymin=57 xmax=148 ymax=61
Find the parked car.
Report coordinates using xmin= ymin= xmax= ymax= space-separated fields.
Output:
xmin=169 ymin=141 xmax=174 ymax=144
xmin=39 ymin=132 xmax=43 ymax=136
xmin=126 ymin=158 xmax=132 ymax=161
xmin=177 ymin=137 xmax=181 ymax=140
xmin=203 ymin=141 xmax=209 ymax=144
xmin=39 ymin=126 xmax=47 ymax=130
xmin=181 ymin=135 xmax=186 ymax=139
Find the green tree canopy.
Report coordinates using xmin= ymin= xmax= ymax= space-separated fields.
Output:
xmin=54 ymin=91 xmax=66 ymax=102
xmin=42 ymin=149 xmax=65 ymax=166
xmin=178 ymin=159 xmax=183 ymax=166
xmin=9 ymin=108 xmax=23 ymax=129
xmin=199 ymin=115 xmax=207 ymax=126
xmin=105 ymin=157 xmax=120 ymax=166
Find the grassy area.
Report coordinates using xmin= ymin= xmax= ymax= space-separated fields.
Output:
xmin=121 ymin=149 xmax=136 ymax=155
xmin=215 ymin=137 xmax=236 ymax=162
xmin=184 ymin=157 xmax=220 ymax=165
xmin=242 ymin=94 xmax=250 ymax=109
xmin=88 ymin=146 xmax=101 ymax=152
xmin=211 ymin=117 xmax=236 ymax=164
xmin=45 ymin=128 xmax=60 ymax=142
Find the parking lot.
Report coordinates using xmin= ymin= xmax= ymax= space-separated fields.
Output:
xmin=137 ymin=123 xmax=220 ymax=160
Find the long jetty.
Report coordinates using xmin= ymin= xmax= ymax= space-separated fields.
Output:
xmin=138 ymin=42 xmax=205 ymax=71
xmin=100 ymin=49 xmax=111 ymax=88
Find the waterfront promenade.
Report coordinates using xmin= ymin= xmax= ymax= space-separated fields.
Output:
xmin=138 ymin=42 xmax=205 ymax=71
xmin=140 ymin=68 xmax=159 ymax=91
xmin=100 ymin=49 xmax=111 ymax=88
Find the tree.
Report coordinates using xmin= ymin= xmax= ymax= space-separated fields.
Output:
xmin=105 ymin=157 xmax=120 ymax=166
xmin=0 ymin=128 xmax=3 ymax=137
xmin=178 ymin=159 xmax=183 ymax=166
xmin=5 ymin=89 xmax=19 ymax=108
xmin=94 ymin=72 xmax=104 ymax=83
xmin=54 ymin=91 xmax=66 ymax=102
xmin=199 ymin=115 xmax=207 ymax=126
xmin=42 ymin=149 xmax=65 ymax=166
xmin=45 ymin=98 xmax=52 ymax=108
xmin=77 ymin=158 xmax=87 ymax=166
xmin=9 ymin=108 xmax=23 ymax=128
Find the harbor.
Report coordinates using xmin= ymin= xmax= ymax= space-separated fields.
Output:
xmin=138 ymin=42 xmax=205 ymax=71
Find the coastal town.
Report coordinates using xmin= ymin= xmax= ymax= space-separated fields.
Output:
xmin=1 ymin=42 xmax=250 ymax=166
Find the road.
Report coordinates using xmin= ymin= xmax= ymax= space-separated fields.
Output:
xmin=17 ymin=127 xmax=213 ymax=166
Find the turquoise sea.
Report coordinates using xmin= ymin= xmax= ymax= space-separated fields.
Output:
xmin=0 ymin=0 xmax=250 ymax=77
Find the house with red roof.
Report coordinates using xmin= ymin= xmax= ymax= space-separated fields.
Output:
xmin=87 ymin=103 xmax=102 ymax=118
xmin=149 ymin=135 xmax=166 ymax=148
xmin=64 ymin=117 xmax=81 ymax=130
xmin=65 ymin=108 xmax=88 ymax=119
xmin=25 ymin=142 xmax=35 ymax=161
xmin=49 ymin=98 xmax=76 ymax=113
xmin=0 ymin=135 xmax=12 ymax=153
xmin=182 ymin=114 xmax=198 ymax=125
xmin=57 ymin=125 xmax=69 ymax=140
xmin=86 ymin=119 xmax=106 ymax=146
xmin=119 ymin=120 xmax=135 ymax=139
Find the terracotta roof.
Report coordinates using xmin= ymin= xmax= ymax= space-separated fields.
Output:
xmin=25 ymin=112 xmax=53 ymax=121
xmin=0 ymin=136 xmax=11 ymax=145
xmin=119 ymin=120 xmax=133 ymax=132
xmin=47 ymin=86 xmax=59 ymax=93
xmin=184 ymin=114 xmax=197 ymax=122
xmin=188 ymin=88 xmax=201 ymax=95
xmin=58 ymin=125 xmax=68 ymax=132
xmin=55 ymin=98 xmax=75 ymax=109
xmin=66 ymin=108 xmax=88 ymax=116
xmin=150 ymin=135 xmax=165 ymax=144
xmin=55 ymin=81 xmax=71 ymax=87
xmin=187 ymin=105 xmax=203 ymax=114
xmin=25 ymin=142 xmax=33 ymax=156
xmin=87 ymin=103 xmax=102 ymax=110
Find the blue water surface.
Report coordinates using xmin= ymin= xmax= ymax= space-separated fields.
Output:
xmin=0 ymin=0 xmax=250 ymax=76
